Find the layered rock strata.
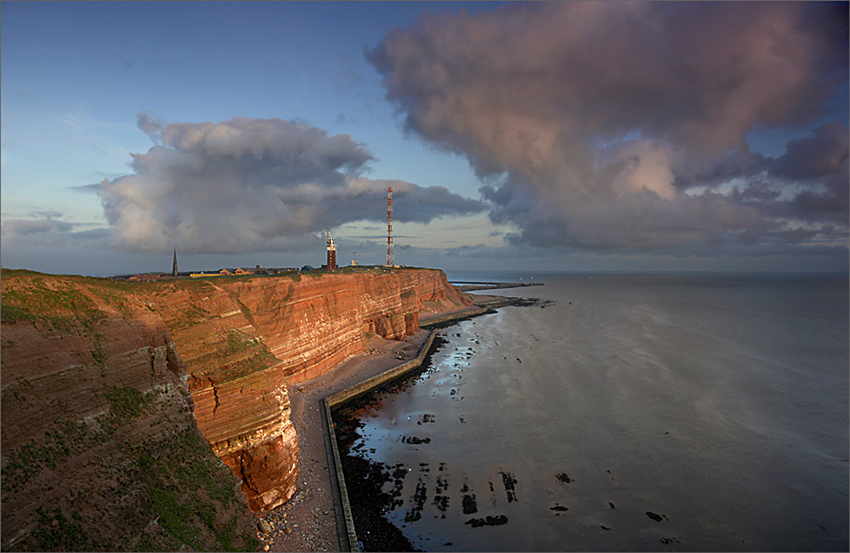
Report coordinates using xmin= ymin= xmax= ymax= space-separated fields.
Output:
xmin=1 ymin=274 xmax=191 ymax=451
xmin=2 ymin=267 xmax=470 ymax=520
xmin=0 ymin=272 xmax=262 ymax=551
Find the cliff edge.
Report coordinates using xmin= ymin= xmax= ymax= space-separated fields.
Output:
xmin=1 ymin=266 xmax=470 ymax=549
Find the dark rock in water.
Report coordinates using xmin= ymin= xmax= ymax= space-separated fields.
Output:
xmin=555 ymin=472 xmax=573 ymax=484
xmin=417 ymin=414 xmax=436 ymax=425
xmin=600 ymin=525 xmax=612 ymax=531
xmin=333 ymin=402 xmax=420 ymax=552
xmin=465 ymin=515 xmax=509 ymax=528
xmin=646 ymin=511 xmax=668 ymax=522
xmin=500 ymin=471 xmax=518 ymax=502
xmin=550 ymin=504 xmax=569 ymax=512
xmin=608 ymin=501 xmax=616 ymax=509
xmin=435 ymin=474 xmax=449 ymax=494
xmin=402 ymin=436 xmax=431 ymax=445
xmin=405 ymin=478 xmax=428 ymax=523
xmin=462 ymin=494 xmax=478 ymax=514
xmin=433 ymin=495 xmax=450 ymax=517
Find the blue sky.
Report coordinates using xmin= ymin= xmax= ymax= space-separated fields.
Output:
xmin=2 ymin=1 xmax=848 ymax=276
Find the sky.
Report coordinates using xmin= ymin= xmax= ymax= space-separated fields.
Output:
xmin=2 ymin=1 xmax=848 ymax=277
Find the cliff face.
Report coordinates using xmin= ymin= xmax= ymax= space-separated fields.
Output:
xmin=142 ymin=268 xmax=470 ymax=512
xmin=1 ymin=272 xmax=259 ymax=551
xmin=1 ymin=267 xmax=470 ymax=534
xmin=1 ymin=274 xmax=190 ymax=451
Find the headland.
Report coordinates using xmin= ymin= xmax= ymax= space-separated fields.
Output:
xmin=0 ymin=266 xmax=477 ymax=551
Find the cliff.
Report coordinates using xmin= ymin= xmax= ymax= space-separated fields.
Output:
xmin=140 ymin=268 xmax=470 ymax=512
xmin=1 ymin=267 xmax=470 ymax=549
xmin=0 ymin=271 xmax=260 ymax=551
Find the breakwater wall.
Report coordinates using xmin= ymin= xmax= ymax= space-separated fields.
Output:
xmin=320 ymin=295 xmax=545 ymax=549
xmin=453 ymin=281 xmax=544 ymax=292
xmin=322 ymin=302 xmax=499 ymax=550
xmin=323 ymin=330 xmax=437 ymax=551
xmin=420 ymin=306 xmax=488 ymax=327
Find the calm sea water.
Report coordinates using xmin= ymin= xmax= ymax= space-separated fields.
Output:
xmin=337 ymin=272 xmax=849 ymax=551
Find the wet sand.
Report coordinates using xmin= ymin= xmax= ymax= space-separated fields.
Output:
xmin=261 ymin=305 xmax=483 ymax=552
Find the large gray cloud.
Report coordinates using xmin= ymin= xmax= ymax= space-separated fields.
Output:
xmin=99 ymin=116 xmax=486 ymax=254
xmin=368 ymin=2 xmax=848 ymax=252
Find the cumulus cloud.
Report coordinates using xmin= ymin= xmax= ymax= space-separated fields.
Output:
xmin=99 ymin=116 xmax=486 ymax=254
xmin=769 ymin=123 xmax=849 ymax=181
xmin=1 ymin=217 xmax=110 ymax=261
xmin=2 ymin=218 xmax=74 ymax=237
xmin=368 ymin=2 xmax=848 ymax=252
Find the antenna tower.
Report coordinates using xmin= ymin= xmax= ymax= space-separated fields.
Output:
xmin=386 ymin=187 xmax=394 ymax=267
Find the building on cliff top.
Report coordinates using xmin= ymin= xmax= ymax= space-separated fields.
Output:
xmin=326 ymin=228 xmax=337 ymax=271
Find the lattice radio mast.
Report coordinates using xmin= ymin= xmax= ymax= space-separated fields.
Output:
xmin=385 ymin=186 xmax=394 ymax=267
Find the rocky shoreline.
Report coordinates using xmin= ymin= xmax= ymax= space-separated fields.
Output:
xmin=260 ymin=311 xmax=465 ymax=551
xmin=257 ymin=297 xmax=538 ymax=552
xmin=258 ymin=337 xmax=419 ymax=552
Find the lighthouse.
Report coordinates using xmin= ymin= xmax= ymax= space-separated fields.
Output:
xmin=325 ymin=228 xmax=337 ymax=271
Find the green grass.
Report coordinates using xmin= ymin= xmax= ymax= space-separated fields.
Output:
xmin=4 ymin=387 xmax=259 ymax=552
xmin=1 ymin=420 xmax=108 ymax=491
xmin=1 ymin=277 xmax=104 ymax=324
xmin=1 ymin=302 xmax=34 ymax=322
xmin=30 ymin=507 xmax=91 ymax=551
xmin=140 ymin=429 xmax=255 ymax=552
xmin=105 ymin=386 xmax=151 ymax=419
xmin=1 ymin=271 xmax=268 ymax=551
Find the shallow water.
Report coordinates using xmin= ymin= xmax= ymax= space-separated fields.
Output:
xmin=335 ymin=273 xmax=849 ymax=551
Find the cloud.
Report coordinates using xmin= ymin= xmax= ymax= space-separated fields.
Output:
xmin=136 ymin=111 xmax=165 ymax=142
xmin=2 ymin=218 xmax=74 ymax=237
xmin=0 ymin=217 xmax=111 ymax=268
xmin=69 ymin=183 xmax=103 ymax=194
xmin=99 ymin=115 xmax=486 ymax=254
xmin=29 ymin=210 xmax=65 ymax=220
xmin=769 ymin=123 xmax=849 ymax=182
xmin=368 ymin=2 xmax=848 ymax=253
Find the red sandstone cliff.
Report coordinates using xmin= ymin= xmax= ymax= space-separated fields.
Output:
xmin=141 ymin=268 xmax=470 ymax=511
xmin=1 ymin=274 xmax=191 ymax=451
xmin=1 ymin=271 xmax=260 ymax=551
xmin=1 ymin=266 xmax=471 ymax=535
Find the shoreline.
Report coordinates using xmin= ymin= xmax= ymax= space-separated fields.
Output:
xmin=263 ymin=302 xmax=492 ymax=552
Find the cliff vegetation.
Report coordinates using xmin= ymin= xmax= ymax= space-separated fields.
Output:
xmin=1 ymin=266 xmax=470 ymax=550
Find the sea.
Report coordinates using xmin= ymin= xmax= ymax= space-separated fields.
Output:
xmin=333 ymin=271 xmax=849 ymax=552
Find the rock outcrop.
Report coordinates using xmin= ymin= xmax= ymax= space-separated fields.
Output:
xmin=141 ymin=268 xmax=470 ymax=512
xmin=1 ymin=266 xmax=471 ymax=542
xmin=1 ymin=271 xmax=259 ymax=551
